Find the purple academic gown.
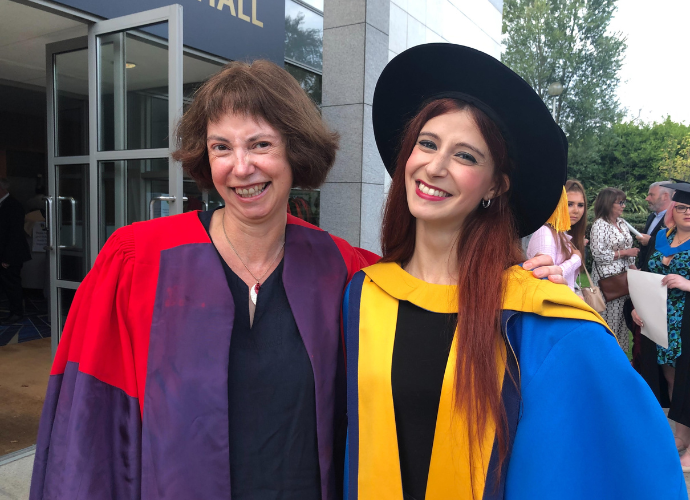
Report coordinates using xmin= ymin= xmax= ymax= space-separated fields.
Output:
xmin=30 ymin=212 xmax=376 ymax=500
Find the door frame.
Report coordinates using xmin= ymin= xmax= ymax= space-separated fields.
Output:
xmin=45 ymin=36 xmax=89 ymax=357
xmin=45 ymin=5 xmax=184 ymax=355
xmin=87 ymin=4 xmax=184 ymax=266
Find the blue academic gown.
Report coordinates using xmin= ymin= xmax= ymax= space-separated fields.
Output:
xmin=344 ymin=264 xmax=687 ymax=500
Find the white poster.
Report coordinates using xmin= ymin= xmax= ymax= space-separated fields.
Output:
xmin=32 ymin=221 xmax=48 ymax=253
xmin=627 ymin=269 xmax=668 ymax=348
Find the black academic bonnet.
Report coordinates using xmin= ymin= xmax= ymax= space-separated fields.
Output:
xmin=372 ymin=43 xmax=568 ymax=237
xmin=666 ymin=182 xmax=690 ymax=205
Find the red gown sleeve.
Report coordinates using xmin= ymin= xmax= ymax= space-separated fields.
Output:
xmin=329 ymin=234 xmax=380 ymax=283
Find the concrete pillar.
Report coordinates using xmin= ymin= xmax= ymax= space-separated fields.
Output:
xmin=320 ymin=0 xmax=390 ymax=254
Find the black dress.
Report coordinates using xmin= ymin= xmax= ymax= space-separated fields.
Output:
xmin=199 ymin=210 xmax=321 ymax=500
xmin=391 ymin=300 xmax=456 ymax=500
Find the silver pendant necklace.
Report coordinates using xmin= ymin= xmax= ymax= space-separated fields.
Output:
xmin=221 ymin=212 xmax=285 ymax=305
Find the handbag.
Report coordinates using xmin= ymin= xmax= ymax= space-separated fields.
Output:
xmin=594 ymin=260 xmax=630 ymax=302
xmin=580 ymin=266 xmax=606 ymax=313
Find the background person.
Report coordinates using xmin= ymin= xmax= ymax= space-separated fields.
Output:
xmin=590 ymin=187 xmax=638 ymax=353
xmin=632 ymin=184 xmax=690 ymax=470
xmin=566 ymin=179 xmax=588 ymax=256
xmin=0 ymin=177 xmax=31 ymax=325
xmin=637 ymin=180 xmax=674 ymax=271
xmin=345 ymin=44 xmax=685 ymax=500
xmin=526 ymin=187 xmax=582 ymax=291
xmin=625 ymin=180 xmax=675 ymax=366
xmin=566 ymin=179 xmax=588 ymax=296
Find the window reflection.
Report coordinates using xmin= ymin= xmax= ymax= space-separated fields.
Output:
xmin=288 ymin=189 xmax=319 ymax=227
xmin=285 ymin=0 xmax=323 ymax=72
xmin=98 ymin=158 xmax=168 ymax=247
xmin=285 ymin=64 xmax=322 ymax=106
xmin=97 ymin=27 xmax=170 ymax=152
xmin=55 ymin=49 xmax=89 ymax=157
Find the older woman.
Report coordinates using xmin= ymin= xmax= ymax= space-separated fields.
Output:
xmin=344 ymin=44 xmax=684 ymax=500
xmin=633 ymin=183 xmax=690 ymax=470
xmin=29 ymin=61 xmax=379 ymax=500
xmin=590 ymin=188 xmax=639 ymax=353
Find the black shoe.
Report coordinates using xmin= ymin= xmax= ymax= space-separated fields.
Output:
xmin=0 ymin=314 xmax=22 ymax=325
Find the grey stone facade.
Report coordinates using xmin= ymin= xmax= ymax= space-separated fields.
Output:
xmin=320 ymin=0 xmax=390 ymax=254
xmin=320 ymin=0 xmax=504 ymax=253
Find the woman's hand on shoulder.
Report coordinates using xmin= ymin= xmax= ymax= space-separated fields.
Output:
xmin=661 ymin=274 xmax=690 ymax=292
xmin=523 ymin=254 xmax=566 ymax=285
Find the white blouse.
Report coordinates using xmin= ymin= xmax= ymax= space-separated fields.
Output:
xmin=590 ymin=217 xmax=635 ymax=282
xmin=526 ymin=225 xmax=581 ymax=291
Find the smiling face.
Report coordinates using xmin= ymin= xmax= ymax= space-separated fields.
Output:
xmin=207 ymin=113 xmax=293 ymax=225
xmin=404 ymin=110 xmax=500 ymax=233
xmin=567 ymin=190 xmax=586 ymax=225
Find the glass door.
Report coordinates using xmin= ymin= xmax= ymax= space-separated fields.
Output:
xmin=89 ymin=5 xmax=184 ymax=254
xmin=46 ymin=37 xmax=90 ymax=356
xmin=45 ymin=6 xmax=184 ymax=354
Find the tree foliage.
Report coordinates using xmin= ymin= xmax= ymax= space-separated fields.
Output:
xmin=501 ymin=0 xmax=626 ymax=145
xmin=500 ymin=0 xmax=690 ymax=216
xmin=659 ymin=133 xmax=690 ymax=182
xmin=573 ymin=118 xmax=690 ymax=213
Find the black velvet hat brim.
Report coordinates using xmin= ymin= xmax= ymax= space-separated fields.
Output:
xmin=372 ymin=43 xmax=568 ymax=237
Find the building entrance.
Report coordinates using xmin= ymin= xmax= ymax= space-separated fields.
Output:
xmin=46 ymin=5 xmax=228 ymax=351
xmin=0 ymin=0 xmax=225 ymax=461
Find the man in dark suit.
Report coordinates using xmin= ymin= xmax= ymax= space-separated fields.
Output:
xmin=636 ymin=180 xmax=674 ymax=271
xmin=0 ymin=178 xmax=32 ymax=324
xmin=626 ymin=180 xmax=674 ymax=369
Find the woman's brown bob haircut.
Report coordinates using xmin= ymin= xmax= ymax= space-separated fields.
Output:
xmin=594 ymin=187 xmax=626 ymax=221
xmin=173 ymin=60 xmax=339 ymax=190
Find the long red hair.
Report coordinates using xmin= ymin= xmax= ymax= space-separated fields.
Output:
xmin=380 ymin=99 xmax=524 ymax=482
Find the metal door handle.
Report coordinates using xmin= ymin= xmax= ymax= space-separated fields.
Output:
xmin=57 ymin=196 xmax=77 ymax=249
xmin=149 ymin=195 xmax=188 ymax=220
xmin=43 ymin=196 xmax=54 ymax=250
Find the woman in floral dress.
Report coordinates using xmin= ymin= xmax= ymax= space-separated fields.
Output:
xmin=591 ymin=188 xmax=639 ymax=352
xmin=633 ymin=183 xmax=690 ymax=471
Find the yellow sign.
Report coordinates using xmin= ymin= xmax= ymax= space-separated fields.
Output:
xmin=200 ymin=0 xmax=263 ymax=27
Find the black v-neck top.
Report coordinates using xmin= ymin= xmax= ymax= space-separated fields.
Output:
xmin=198 ymin=210 xmax=321 ymax=500
xmin=391 ymin=300 xmax=457 ymax=500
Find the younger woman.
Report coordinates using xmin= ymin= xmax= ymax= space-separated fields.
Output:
xmin=344 ymin=44 xmax=684 ymax=500
xmin=566 ymin=179 xmax=588 ymax=258
xmin=526 ymin=182 xmax=584 ymax=292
